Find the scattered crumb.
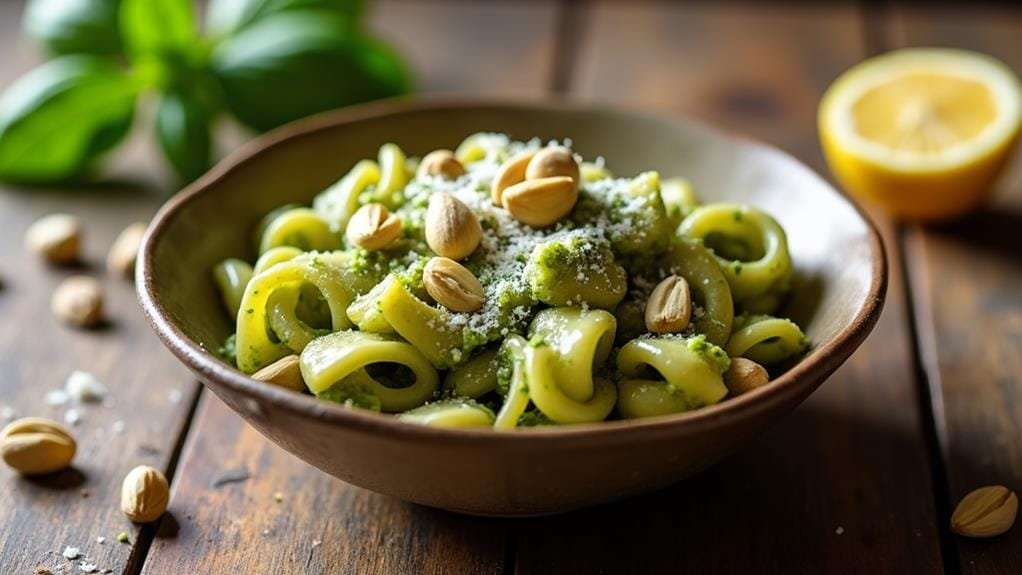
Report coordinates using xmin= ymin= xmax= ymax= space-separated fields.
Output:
xmin=273 ymin=491 xmax=284 ymax=503
xmin=65 ymin=371 xmax=107 ymax=403
xmin=1 ymin=405 xmax=15 ymax=421
xmin=79 ymin=563 xmax=97 ymax=573
xmin=96 ymin=537 xmax=105 ymax=545
xmin=311 ymin=539 xmax=322 ymax=548
xmin=168 ymin=389 xmax=183 ymax=404
xmin=62 ymin=547 xmax=80 ymax=560
xmin=835 ymin=526 xmax=845 ymax=535
xmin=111 ymin=420 xmax=125 ymax=434
xmin=63 ymin=409 xmax=82 ymax=426
xmin=117 ymin=532 xmax=129 ymax=544
xmin=262 ymin=529 xmax=270 ymax=536
xmin=46 ymin=390 xmax=70 ymax=406
xmin=35 ymin=567 xmax=54 ymax=575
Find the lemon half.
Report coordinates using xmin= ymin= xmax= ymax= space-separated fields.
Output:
xmin=819 ymin=48 xmax=1022 ymax=220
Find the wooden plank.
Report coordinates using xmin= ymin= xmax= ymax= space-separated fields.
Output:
xmin=139 ymin=1 xmax=562 ymax=573
xmin=140 ymin=394 xmax=508 ymax=575
xmin=890 ymin=5 xmax=1022 ymax=572
xmin=0 ymin=6 xmax=199 ymax=575
xmin=515 ymin=4 xmax=946 ymax=573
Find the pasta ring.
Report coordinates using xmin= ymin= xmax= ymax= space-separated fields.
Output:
xmin=300 ymin=330 xmax=439 ymax=412
xmin=679 ymin=203 xmax=792 ymax=304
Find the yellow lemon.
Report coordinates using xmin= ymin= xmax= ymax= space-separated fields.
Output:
xmin=819 ymin=48 xmax=1021 ymax=220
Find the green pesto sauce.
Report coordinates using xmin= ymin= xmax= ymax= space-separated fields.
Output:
xmin=495 ymin=350 xmax=515 ymax=397
xmin=685 ymin=334 xmax=731 ymax=373
xmin=217 ymin=334 xmax=237 ymax=365
xmin=517 ymin=409 xmax=554 ymax=427
xmin=317 ymin=381 xmax=383 ymax=412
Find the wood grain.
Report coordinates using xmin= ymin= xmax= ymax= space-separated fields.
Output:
xmin=0 ymin=3 xmax=200 ymax=575
xmin=137 ymin=1 xmax=560 ymax=573
xmin=890 ymin=5 xmax=1022 ymax=571
xmin=514 ymin=4 xmax=945 ymax=573
xmin=0 ymin=187 xmax=200 ymax=575
xmin=140 ymin=394 xmax=509 ymax=575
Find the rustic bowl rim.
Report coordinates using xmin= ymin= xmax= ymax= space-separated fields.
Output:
xmin=137 ymin=97 xmax=887 ymax=446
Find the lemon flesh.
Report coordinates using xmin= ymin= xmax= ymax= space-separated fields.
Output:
xmin=819 ymin=48 xmax=1022 ymax=220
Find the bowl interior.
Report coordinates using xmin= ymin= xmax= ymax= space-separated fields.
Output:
xmin=146 ymin=101 xmax=879 ymax=416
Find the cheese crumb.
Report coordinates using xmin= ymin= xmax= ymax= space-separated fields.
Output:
xmin=62 ymin=547 xmax=80 ymax=560
xmin=835 ymin=526 xmax=845 ymax=535
xmin=96 ymin=537 xmax=105 ymax=545
xmin=65 ymin=371 xmax=107 ymax=403
xmin=46 ymin=390 xmax=70 ymax=406
xmin=79 ymin=563 xmax=97 ymax=573
xmin=63 ymin=409 xmax=82 ymax=426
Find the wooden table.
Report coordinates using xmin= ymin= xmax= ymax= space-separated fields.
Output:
xmin=1 ymin=2 xmax=1019 ymax=573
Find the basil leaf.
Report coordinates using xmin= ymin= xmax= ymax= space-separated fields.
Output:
xmin=23 ymin=0 xmax=123 ymax=56
xmin=211 ymin=12 xmax=409 ymax=132
xmin=0 ymin=56 xmax=139 ymax=183
xmin=156 ymin=88 xmax=212 ymax=182
xmin=119 ymin=0 xmax=196 ymax=58
xmin=206 ymin=0 xmax=365 ymax=37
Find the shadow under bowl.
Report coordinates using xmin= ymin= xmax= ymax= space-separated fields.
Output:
xmin=138 ymin=99 xmax=887 ymax=516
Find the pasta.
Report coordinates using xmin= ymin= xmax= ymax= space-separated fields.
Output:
xmin=212 ymin=134 xmax=810 ymax=429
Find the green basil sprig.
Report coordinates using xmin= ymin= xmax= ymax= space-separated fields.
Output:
xmin=1 ymin=0 xmax=408 ymax=184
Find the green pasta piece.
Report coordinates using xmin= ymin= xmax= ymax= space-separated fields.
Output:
xmin=727 ymin=314 xmax=808 ymax=366
xmin=443 ymin=347 xmax=500 ymax=399
xmin=373 ymin=143 xmax=409 ymax=207
xmin=579 ymin=161 xmax=612 ymax=182
xmin=454 ymin=132 xmax=509 ymax=165
xmin=616 ymin=335 xmax=729 ymax=419
xmin=252 ymin=203 xmax=301 ymax=251
xmin=235 ymin=253 xmax=373 ymax=373
xmin=525 ymin=233 xmax=626 ymax=310
xmin=313 ymin=159 xmax=381 ymax=232
xmin=266 ymin=285 xmax=320 ymax=352
xmin=493 ymin=335 xmax=531 ymax=430
xmin=253 ymin=246 xmax=303 ymax=275
xmin=527 ymin=307 xmax=616 ymax=403
xmin=524 ymin=344 xmax=617 ymax=424
xmin=378 ymin=278 xmax=465 ymax=368
xmin=398 ymin=399 xmax=496 ymax=428
xmin=679 ymin=203 xmax=793 ymax=306
xmin=660 ymin=177 xmax=699 ymax=228
xmin=212 ymin=258 xmax=253 ymax=318
xmin=301 ymin=331 xmax=439 ymax=412
xmin=660 ymin=237 xmax=734 ymax=346
xmin=346 ymin=275 xmax=397 ymax=334
xmin=258 ymin=207 xmax=340 ymax=254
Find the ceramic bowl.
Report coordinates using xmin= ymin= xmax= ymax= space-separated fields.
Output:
xmin=138 ymin=99 xmax=886 ymax=516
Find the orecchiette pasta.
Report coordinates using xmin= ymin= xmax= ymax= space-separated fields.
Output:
xmin=212 ymin=134 xmax=809 ymax=428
